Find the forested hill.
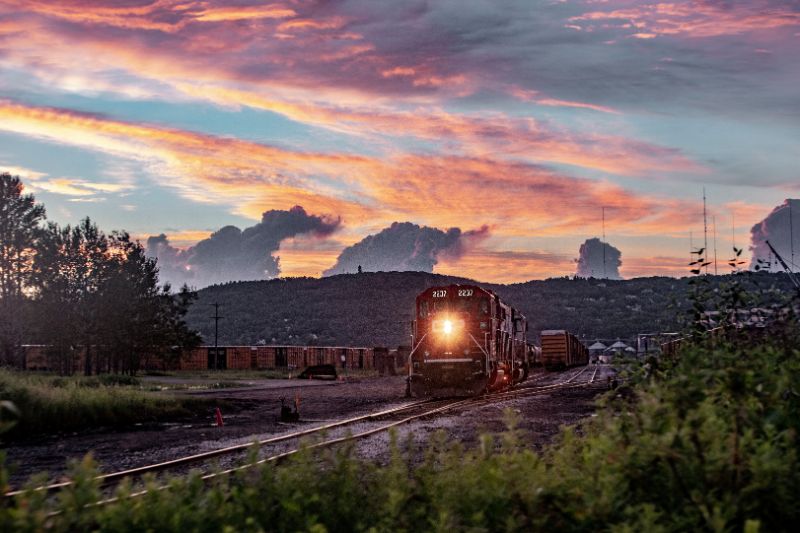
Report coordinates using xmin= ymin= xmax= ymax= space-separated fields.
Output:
xmin=186 ymin=271 xmax=796 ymax=347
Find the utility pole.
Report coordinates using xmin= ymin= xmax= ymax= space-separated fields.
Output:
xmin=210 ymin=303 xmax=223 ymax=370
xmin=790 ymin=200 xmax=795 ymax=273
xmin=703 ymin=187 xmax=708 ymax=275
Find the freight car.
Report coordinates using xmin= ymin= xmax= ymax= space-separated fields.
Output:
xmin=408 ymin=284 xmax=529 ymax=396
xmin=540 ymin=330 xmax=589 ymax=370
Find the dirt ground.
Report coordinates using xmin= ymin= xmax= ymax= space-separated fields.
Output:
xmin=3 ymin=367 xmax=614 ymax=487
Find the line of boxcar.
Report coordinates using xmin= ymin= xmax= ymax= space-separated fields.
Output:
xmin=540 ymin=329 xmax=589 ymax=370
xmin=20 ymin=345 xmax=374 ymax=373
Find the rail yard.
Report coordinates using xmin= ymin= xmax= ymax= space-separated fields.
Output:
xmin=4 ymin=284 xmax=616 ymax=493
xmin=4 ymin=364 xmax=612 ymax=492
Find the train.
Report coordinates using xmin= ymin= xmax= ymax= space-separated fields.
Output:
xmin=540 ymin=330 xmax=589 ymax=369
xmin=408 ymin=284 xmax=531 ymax=396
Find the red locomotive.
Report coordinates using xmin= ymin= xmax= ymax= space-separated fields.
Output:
xmin=408 ymin=284 xmax=529 ymax=396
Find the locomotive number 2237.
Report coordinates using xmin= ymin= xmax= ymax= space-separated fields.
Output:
xmin=458 ymin=289 xmax=473 ymax=297
xmin=432 ymin=290 xmax=447 ymax=298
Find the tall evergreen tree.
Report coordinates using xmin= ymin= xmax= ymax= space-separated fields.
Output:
xmin=0 ymin=172 xmax=45 ymax=365
xmin=34 ymin=218 xmax=112 ymax=374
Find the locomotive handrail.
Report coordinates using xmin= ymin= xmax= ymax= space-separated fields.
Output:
xmin=404 ymin=332 xmax=429 ymax=397
xmin=468 ymin=333 xmax=490 ymax=373
xmin=467 ymin=333 xmax=489 ymax=358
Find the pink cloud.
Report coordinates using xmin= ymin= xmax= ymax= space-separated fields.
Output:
xmin=570 ymin=1 xmax=800 ymax=39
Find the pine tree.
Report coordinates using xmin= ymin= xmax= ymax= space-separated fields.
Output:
xmin=0 ymin=172 xmax=46 ymax=365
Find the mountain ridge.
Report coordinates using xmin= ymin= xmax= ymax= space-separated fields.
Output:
xmin=186 ymin=271 xmax=795 ymax=347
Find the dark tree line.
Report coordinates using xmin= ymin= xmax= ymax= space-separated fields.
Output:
xmin=0 ymin=172 xmax=200 ymax=374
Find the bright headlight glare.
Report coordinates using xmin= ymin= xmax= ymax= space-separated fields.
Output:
xmin=443 ymin=319 xmax=453 ymax=334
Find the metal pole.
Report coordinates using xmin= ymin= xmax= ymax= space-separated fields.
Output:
xmin=703 ymin=187 xmax=708 ymax=275
xmin=790 ymin=201 xmax=795 ymax=273
xmin=713 ymin=215 xmax=718 ymax=276
xmin=210 ymin=303 xmax=223 ymax=370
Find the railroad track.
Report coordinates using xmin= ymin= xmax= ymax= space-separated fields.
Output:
xmin=6 ymin=366 xmax=604 ymax=501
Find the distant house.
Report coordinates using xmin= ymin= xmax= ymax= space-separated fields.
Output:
xmin=607 ymin=340 xmax=629 ymax=354
xmin=588 ymin=341 xmax=607 ymax=363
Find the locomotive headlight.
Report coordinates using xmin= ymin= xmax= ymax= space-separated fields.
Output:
xmin=443 ymin=319 xmax=453 ymax=335
xmin=433 ymin=316 xmax=463 ymax=337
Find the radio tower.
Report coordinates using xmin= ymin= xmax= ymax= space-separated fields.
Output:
xmin=703 ymin=187 xmax=709 ymax=275
xmin=713 ymin=215 xmax=718 ymax=275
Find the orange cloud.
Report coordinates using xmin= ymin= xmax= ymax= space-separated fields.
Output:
xmin=193 ymin=4 xmax=297 ymax=23
xmin=0 ymin=99 xmax=750 ymax=282
xmin=0 ymin=98 xmax=378 ymax=223
xmin=12 ymin=1 xmax=296 ymax=32
xmin=437 ymin=248 xmax=574 ymax=284
xmin=0 ymin=98 xmax=709 ymax=238
xmin=509 ymin=87 xmax=621 ymax=115
xmin=174 ymin=85 xmax=697 ymax=177
xmin=277 ymin=17 xmax=347 ymax=32
xmin=619 ymin=255 xmax=694 ymax=279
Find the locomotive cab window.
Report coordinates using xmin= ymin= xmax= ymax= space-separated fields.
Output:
xmin=433 ymin=299 xmax=449 ymax=312
xmin=479 ymin=297 xmax=490 ymax=315
xmin=418 ymin=300 xmax=429 ymax=318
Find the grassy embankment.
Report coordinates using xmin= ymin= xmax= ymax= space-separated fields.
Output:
xmin=2 ymin=322 xmax=798 ymax=531
xmin=0 ymin=369 xmax=212 ymax=439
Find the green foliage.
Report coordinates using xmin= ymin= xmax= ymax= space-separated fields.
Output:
xmin=0 ymin=369 xmax=206 ymax=439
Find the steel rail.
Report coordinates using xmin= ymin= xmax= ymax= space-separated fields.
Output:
xmin=90 ymin=371 xmax=603 ymax=509
xmin=30 ymin=367 xmax=604 ymax=519
xmin=3 ymin=397 xmax=444 ymax=498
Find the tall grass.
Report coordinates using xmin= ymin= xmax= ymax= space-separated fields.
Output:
xmin=0 ymin=369 xmax=206 ymax=438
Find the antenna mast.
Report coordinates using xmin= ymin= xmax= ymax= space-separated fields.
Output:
xmin=713 ymin=215 xmax=718 ymax=276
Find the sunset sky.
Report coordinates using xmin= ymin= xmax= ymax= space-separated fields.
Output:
xmin=1 ymin=0 xmax=798 ymax=283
